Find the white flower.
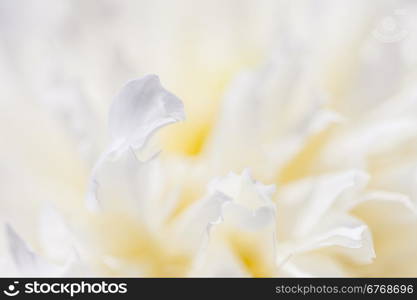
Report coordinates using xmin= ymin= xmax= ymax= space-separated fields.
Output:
xmin=1 ymin=0 xmax=417 ymax=278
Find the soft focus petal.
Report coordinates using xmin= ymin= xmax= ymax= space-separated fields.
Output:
xmin=39 ymin=206 xmax=75 ymax=263
xmin=5 ymin=224 xmax=61 ymax=276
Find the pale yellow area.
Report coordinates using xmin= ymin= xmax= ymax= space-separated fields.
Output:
xmin=278 ymin=127 xmax=335 ymax=184
xmin=88 ymin=212 xmax=191 ymax=277
xmin=165 ymin=184 xmax=202 ymax=225
xmin=227 ymin=230 xmax=276 ymax=277
xmin=159 ymin=47 xmax=263 ymax=156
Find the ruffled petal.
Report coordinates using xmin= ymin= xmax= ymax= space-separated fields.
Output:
xmin=190 ymin=170 xmax=278 ymax=277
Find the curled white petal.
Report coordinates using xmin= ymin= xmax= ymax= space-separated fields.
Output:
xmin=87 ymin=75 xmax=185 ymax=210
xmin=108 ymin=74 xmax=185 ymax=155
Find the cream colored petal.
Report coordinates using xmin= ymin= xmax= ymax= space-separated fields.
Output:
xmin=278 ymin=214 xmax=375 ymax=267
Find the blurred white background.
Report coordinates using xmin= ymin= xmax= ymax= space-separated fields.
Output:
xmin=1 ymin=0 xmax=417 ymax=277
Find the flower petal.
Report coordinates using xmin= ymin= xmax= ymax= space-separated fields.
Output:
xmin=280 ymin=170 xmax=369 ymax=237
xmin=280 ymin=254 xmax=348 ymax=277
xmin=5 ymin=224 xmax=60 ymax=276
xmin=5 ymin=224 xmax=88 ymax=277
xmin=87 ymin=75 xmax=185 ymax=210
xmin=278 ymin=214 xmax=375 ymax=265
xmin=108 ymin=74 xmax=185 ymax=155
xmin=194 ymin=170 xmax=278 ymax=277
xmin=39 ymin=205 xmax=75 ymax=263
